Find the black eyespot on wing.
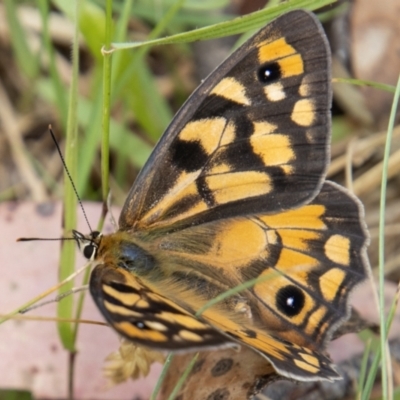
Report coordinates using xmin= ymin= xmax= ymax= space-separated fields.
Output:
xmin=276 ymin=285 xmax=305 ymax=317
xmin=257 ymin=62 xmax=281 ymax=83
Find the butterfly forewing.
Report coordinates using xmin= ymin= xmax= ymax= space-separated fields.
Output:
xmin=90 ymin=264 xmax=231 ymax=350
xmin=119 ymin=10 xmax=331 ymax=231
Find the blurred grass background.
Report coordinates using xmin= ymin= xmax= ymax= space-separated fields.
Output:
xmin=0 ymin=0 xmax=343 ymax=205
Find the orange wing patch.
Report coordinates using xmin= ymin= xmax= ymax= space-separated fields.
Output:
xmin=210 ymin=77 xmax=251 ymax=105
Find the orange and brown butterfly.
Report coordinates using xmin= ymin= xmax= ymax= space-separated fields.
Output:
xmin=73 ymin=10 xmax=369 ymax=382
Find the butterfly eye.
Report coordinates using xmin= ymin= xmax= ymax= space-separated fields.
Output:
xmin=83 ymin=243 xmax=97 ymax=260
xmin=257 ymin=62 xmax=281 ymax=83
xmin=276 ymin=285 xmax=305 ymax=317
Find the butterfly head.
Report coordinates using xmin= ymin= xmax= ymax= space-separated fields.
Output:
xmin=73 ymin=230 xmax=102 ymax=261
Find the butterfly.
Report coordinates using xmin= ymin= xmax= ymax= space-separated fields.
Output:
xmin=73 ymin=10 xmax=369 ymax=382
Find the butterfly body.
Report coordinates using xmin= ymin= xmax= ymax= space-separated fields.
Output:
xmin=74 ymin=10 xmax=369 ymax=382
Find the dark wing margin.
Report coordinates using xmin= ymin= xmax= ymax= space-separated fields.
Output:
xmin=119 ymin=10 xmax=332 ymax=231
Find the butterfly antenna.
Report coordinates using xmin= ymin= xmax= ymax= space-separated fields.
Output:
xmin=17 ymin=237 xmax=76 ymax=242
xmin=48 ymin=125 xmax=93 ymax=233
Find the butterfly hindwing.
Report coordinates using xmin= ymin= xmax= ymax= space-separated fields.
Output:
xmin=119 ymin=10 xmax=331 ymax=231
xmin=146 ymin=181 xmax=368 ymax=378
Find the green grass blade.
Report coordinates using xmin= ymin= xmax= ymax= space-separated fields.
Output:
xmin=361 ymin=283 xmax=400 ymax=399
xmin=167 ymin=353 xmax=199 ymax=400
xmin=150 ymin=354 xmax=175 ymax=400
xmin=101 ymin=0 xmax=114 ymax=205
xmin=378 ymin=73 xmax=400 ymax=400
xmin=112 ymin=0 xmax=336 ymax=50
xmin=358 ymin=339 xmax=372 ymax=397
xmin=57 ymin=0 xmax=81 ymax=352
xmin=334 ymin=78 xmax=395 ymax=93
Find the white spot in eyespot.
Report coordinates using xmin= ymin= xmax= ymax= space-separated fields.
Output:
xmin=286 ymin=297 xmax=295 ymax=308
